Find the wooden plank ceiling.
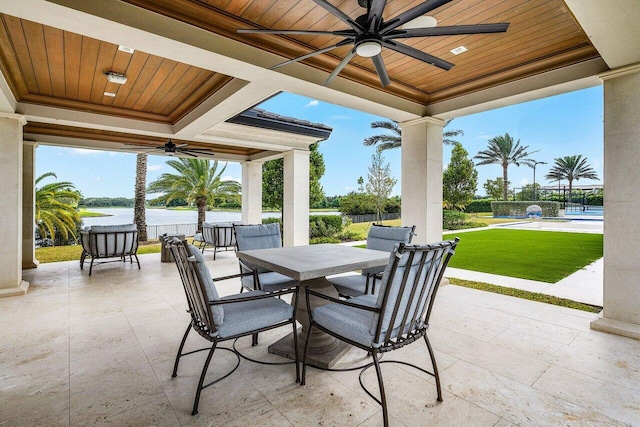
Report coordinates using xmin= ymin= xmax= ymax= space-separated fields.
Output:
xmin=0 ymin=14 xmax=233 ymax=124
xmin=123 ymin=0 xmax=600 ymax=103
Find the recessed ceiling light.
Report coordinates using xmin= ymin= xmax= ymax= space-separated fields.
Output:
xmin=118 ymin=45 xmax=135 ymax=54
xmin=450 ymin=46 xmax=468 ymax=55
xmin=104 ymin=92 xmax=116 ymax=97
xmin=104 ymin=71 xmax=127 ymax=85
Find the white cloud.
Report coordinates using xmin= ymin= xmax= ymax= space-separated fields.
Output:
xmin=304 ymin=100 xmax=320 ymax=108
xmin=344 ymin=186 xmax=355 ymax=192
xmin=147 ymin=164 xmax=164 ymax=171
xmin=477 ymin=132 xmax=492 ymax=140
xmin=71 ymin=148 xmax=101 ymax=156
xmin=331 ymin=114 xmax=354 ymax=120
xmin=222 ymin=175 xmax=241 ymax=183
xmin=519 ymin=178 xmax=530 ymax=186
xmin=95 ymin=176 xmax=102 ymax=181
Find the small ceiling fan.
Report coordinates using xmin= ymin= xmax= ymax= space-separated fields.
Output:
xmin=238 ymin=0 xmax=509 ymax=87
xmin=129 ymin=139 xmax=216 ymax=157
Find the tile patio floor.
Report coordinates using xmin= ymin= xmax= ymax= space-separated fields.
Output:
xmin=2 ymin=250 xmax=639 ymax=426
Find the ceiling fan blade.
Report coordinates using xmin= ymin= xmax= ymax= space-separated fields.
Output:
xmin=367 ymin=0 xmax=387 ymax=31
xmin=179 ymin=148 xmax=216 ymax=156
xmin=385 ymin=23 xmax=510 ymax=39
xmin=270 ymin=39 xmax=353 ymax=70
xmin=381 ymin=0 xmax=453 ymax=33
xmin=324 ymin=48 xmax=357 ymax=86
xmin=176 ymin=150 xmax=197 ymax=157
xmin=174 ymin=143 xmax=189 ymax=148
xmin=312 ymin=0 xmax=364 ymax=32
xmin=372 ymin=54 xmax=391 ymax=87
xmin=238 ymin=28 xmax=356 ymax=37
xmin=383 ymin=40 xmax=454 ymax=70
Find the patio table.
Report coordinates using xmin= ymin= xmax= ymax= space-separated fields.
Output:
xmin=237 ymin=244 xmax=389 ymax=368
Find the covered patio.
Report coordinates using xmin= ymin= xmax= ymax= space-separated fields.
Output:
xmin=1 ymin=0 xmax=640 ymax=424
xmin=3 ymin=251 xmax=639 ymax=426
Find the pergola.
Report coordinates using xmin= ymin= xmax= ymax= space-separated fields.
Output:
xmin=0 ymin=0 xmax=639 ymax=340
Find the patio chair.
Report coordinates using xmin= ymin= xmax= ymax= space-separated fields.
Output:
xmin=201 ymin=222 xmax=239 ymax=260
xmin=233 ymin=223 xmax=298 ymax=294
xmin=167 ymin=237 xmax=299 ymax=416
xmin=301 ymin=238 xmax=459 ymax=427
xmin=327 ymin=224 xmax=415 ymax=298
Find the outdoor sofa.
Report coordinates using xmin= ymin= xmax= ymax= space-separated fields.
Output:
xmin=80 ymin=224 xmax=140 ymax=276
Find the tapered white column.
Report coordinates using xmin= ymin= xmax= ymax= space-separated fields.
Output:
xmin=22 ymin=141 xmax=38 ymax=269
xmin=283 ymin=149 xmax=309 ymax=247
xmin=399 ymin=117 xmax=444 ymax=244
xmin=0 ymin=113 xmax=28 ymax=297
xmin=241 ymin=161 xmax=262 ymax=225
xmin=591 ymin=64 xmax=640 ymax=339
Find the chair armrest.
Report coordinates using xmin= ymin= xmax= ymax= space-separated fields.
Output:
xmin=305 ymin=287 xmax=380 ymax=313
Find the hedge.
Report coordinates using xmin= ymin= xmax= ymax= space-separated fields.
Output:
xmin=464 ymin=199 xmax=492 ymax=213
xmin=262 ymin=215 xmax=344 ymax=239
xmin=491 ymin=201 xmax=561 ymax=217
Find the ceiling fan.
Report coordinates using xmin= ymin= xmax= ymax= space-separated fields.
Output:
xmin=129 ymin=139 xmax=216 ymax=157
xmin=238 ymin=0 xmax=509 ymax=87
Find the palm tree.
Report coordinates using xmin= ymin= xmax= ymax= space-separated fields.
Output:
xmin=147 ymin=158 xmax=241 ymax=232
xmin=363 ymin=119 xmax=463 ymax=151
xmin=545 ymin=155 xmax=599 ymax=205
xmin=134 ymin=153 xmax=148 ymax=241
xmin=474 ymin=133 xmax=536 ymax=200
xmin=35 ymin=172 xmax=81 ymax=244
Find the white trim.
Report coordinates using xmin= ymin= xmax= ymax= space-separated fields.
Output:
xmin=599 ymin=63 xmax=640 ymax=81
xmin=0 ymin=113 xmax=27 ymax=126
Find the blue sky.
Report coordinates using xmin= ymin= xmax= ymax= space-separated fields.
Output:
xmin=36 ymin=85 xmax=603 ymax=199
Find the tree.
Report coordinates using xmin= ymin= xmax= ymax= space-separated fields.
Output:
xmin=147 ymin=158 xmax=241 ymax=232
xmin=483 ymin=177 xmax=509 ymax=200
xmin=363 ymin=119 xmax=463 ymax=151
xmin=545 ymin=155 xmax=599 ymax=203
xmin=35 ymin=172 xmax=81 ymax=244
xmin=366 ymin=151 xmax=397 ymax=223
xmin=443 ymin=143 xmax=478 ymax=210
xmin=474 ymin=133 xmax=535 ymax=200
xmin=262 ymin=143 xmax=326 ymax=210
xmin=134 ymin=154 xmax=148 ymax=241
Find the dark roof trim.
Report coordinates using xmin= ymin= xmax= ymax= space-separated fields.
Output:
xmin=227 ymin=108 xmax=332 ymax=140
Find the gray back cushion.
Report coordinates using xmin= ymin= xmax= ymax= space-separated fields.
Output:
xmin=235 ymin=223 xmax=281 ymax=273
xmin=189 ymin=244 xmax=224 ymax=327
xmin=363 ymin=226 xmax=413 ymax=275
xmin=88 ymin=224 xmax=137 ymax=256
xmin=369 ymin=244 xmax=436 ymax=337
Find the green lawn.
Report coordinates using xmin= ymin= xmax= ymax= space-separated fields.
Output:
xmin=442 ymin=229 xmax=603 ymax=283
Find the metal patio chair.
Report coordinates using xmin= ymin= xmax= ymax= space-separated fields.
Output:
xmin=301 ymin=238 xmax=459 ymax=427
xmin=327 ymin=224 xmax=415 ymax=298
xmin=167 ymin=238 xmax=299 ymax=416
xmin=234 ymin=223 xmax=298 ymax=294
xmin=201 ymin=222 xmax=239 ymax=260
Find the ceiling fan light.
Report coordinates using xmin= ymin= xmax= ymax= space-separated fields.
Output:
xmin=356 ymin=41 xmax=382 ymax=58
xmin=401 ymin=15 xmax=438 ymax=30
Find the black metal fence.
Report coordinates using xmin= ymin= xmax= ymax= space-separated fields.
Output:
xmin=346 ymin=213 xmax=401 ymax=223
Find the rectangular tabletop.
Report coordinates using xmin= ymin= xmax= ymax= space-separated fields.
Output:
xmin=237 ymin=244 xmax=390 ymax=282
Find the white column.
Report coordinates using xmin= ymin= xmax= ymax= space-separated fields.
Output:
xmin=0 ymin=113 xmax=28 ymax=297
xmin=591 ymin=64 xmax=640 ymax=339
xmin=241 ymin=161 xmax=263 ymax=225
xmin=22 ymin=141 xmax=38 ymax=269
xmin=283 ymin=149 xmax=309 ymax=247
xmin=399 ymin=116 xmax=445 ymax=244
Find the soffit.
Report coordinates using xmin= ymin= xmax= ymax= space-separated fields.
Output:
xmin=122 ymin=0 xmax=601 ymax=104
xmin=0 ymin=14 xmax=233 ymax=124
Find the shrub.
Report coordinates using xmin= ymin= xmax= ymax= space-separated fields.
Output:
xmin=310 ymin=237 xmax=341 ymax=244
xmin=310 ymin=215 xmax=344 ymax=239
xmin=443 ymin=210 xmax=467 ymax=230
xmin=491 ymin=201 xmax=560 ymax=217
xmin=464 ymin=199 xmax=492 ymax=213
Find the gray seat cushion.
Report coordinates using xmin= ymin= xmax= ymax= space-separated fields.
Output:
xmin=216 ymin=290 xmax=294 ymax=339
xmin=327 ymin=273 xmax=371 ymax=297
xmin=312 ymin=295 xmax=379 ymax=347
xmin=241 ymin=271 xmax=298 ymax=293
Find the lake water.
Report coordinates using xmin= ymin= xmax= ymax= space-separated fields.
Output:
xmin=82 ymin=208 xmax=282 ymax=227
